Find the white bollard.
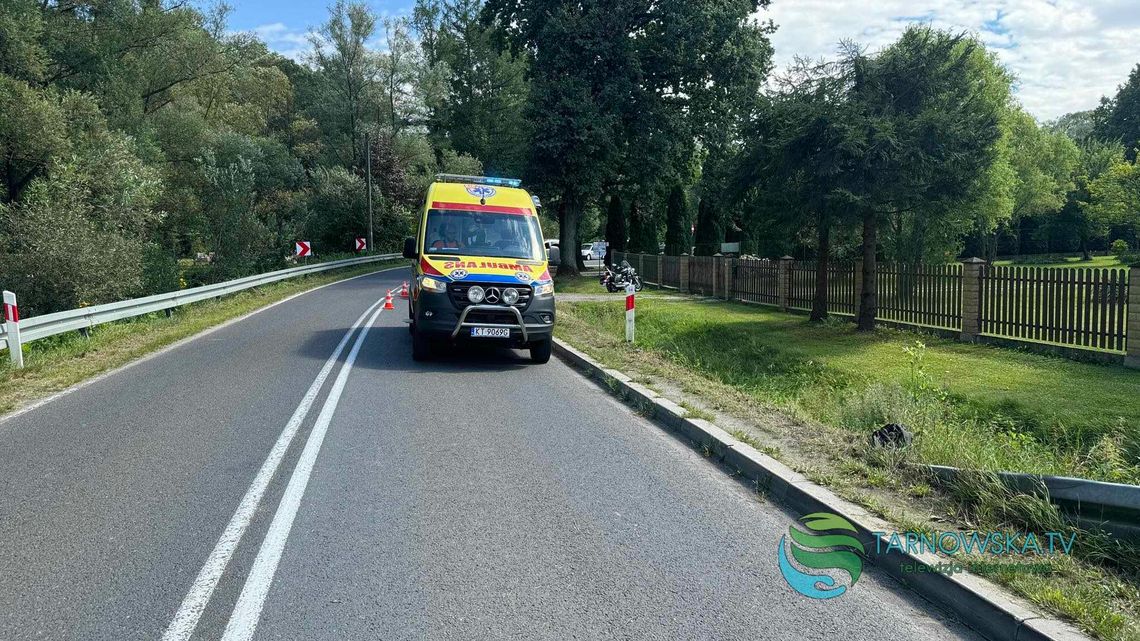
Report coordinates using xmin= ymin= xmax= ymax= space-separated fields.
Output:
xmin=3 ymin=290 xmax=23 ymax=368
xmin=625 ymin=282 xmax=635 ymax=343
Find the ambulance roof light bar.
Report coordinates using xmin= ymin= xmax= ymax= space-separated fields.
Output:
xmin=435 ymin=174 xmax=522 ymax=188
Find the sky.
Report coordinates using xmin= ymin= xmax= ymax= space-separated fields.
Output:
xmin=225 ymin=0 xmax=1140 ymax=121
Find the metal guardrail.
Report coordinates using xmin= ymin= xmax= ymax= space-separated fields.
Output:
xmin=2 ymin=254 xmax=401 ymax=364
xmin=924 ymin=464 xmax=1140 ymax=542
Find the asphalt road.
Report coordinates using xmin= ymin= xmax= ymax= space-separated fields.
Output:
xmin=0 ymin=268 xmax=981 ymax=640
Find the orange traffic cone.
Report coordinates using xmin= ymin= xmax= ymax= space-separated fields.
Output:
xmin=383 ymin=290 xmax=395 ymax=310
xmin=400 ymin=281 xmax=409 ymax=298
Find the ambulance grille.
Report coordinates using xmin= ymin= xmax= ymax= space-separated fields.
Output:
xmin=448 ymin=283 xmax=532 ymax=310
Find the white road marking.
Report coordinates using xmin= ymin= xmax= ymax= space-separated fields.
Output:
xmin=220 ymin=302 xmax=387 ymax=641
xmin=160 ymin=296 xmax=386 ymax=641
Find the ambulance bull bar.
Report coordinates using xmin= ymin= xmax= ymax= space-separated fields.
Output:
xmin=449 ymin=304 xmax=550 ymax=343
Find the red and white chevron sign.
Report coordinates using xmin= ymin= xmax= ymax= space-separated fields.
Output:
xmin=355 ymin=237 xmax=366 ymax=252
xmin=294 ymin=241 xmax=312 ymax=257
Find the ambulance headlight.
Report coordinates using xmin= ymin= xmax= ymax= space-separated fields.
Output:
xmin=419 ymin=276 xmax=448 ymax=293
xmin=467 ymin=285 xmax=485 ymax=303
xmin=534 ymin=282 xmax=554 ymax=297
xmin=502 ymin=288 xmax=519 ymax=305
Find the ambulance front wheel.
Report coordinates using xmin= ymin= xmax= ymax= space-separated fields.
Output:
xmin=530 ymin=337 xmax=552 ymax=364
xmin=412 ymin=324 xmax=432 ymax=361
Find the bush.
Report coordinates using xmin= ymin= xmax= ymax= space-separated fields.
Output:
xmin=0 ymin=155 xmax=157 ymax=315
xmin=141 ymin=244 xmax=181 ymax=295
xmin=1111 ymin=239 xmax=1130 ymax=258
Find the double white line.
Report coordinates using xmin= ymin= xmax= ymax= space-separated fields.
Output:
xmin=162 ymin=297 xmax=388 ymax=641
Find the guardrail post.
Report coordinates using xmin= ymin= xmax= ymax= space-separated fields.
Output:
xmin=960 ymin=257 xmax=986 ymax=342
xmin=778 ymin=256 xmax=794 ymax=311
xmin=1126 ymin=264 xmax=1140 ymax=369
xmin=3 ymin=290 xmax=24 ymax=368
xmin=679 ymin=254 xmax=691 ymax=293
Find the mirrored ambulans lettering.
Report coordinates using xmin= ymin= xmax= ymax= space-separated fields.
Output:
xmin=442 ymin=261 xmax=533 ymax=272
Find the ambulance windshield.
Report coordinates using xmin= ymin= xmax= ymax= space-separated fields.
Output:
xmin=424 ymin=209 xmax=544 ymax=261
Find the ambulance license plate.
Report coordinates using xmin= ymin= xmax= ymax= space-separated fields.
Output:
xmin=471 ymin=327 xmax=510 ymax=338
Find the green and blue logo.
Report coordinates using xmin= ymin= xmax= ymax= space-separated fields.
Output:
xmin=777 ymin=512 xmax=865 ymax=599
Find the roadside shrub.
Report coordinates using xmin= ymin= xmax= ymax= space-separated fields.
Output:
xmin=1111 ymin=239 xmax=1129 ymax=258
xmin=0 ymin=155 xmax=157 ymax=315
xmin=141 ymin=244 xmax=180 ymax=295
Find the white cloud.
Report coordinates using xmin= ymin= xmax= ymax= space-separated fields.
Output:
xmin=762 ymin=0 xmax=1140 ymax=120
xmin=248 ymin=22 xmax=315 ymax=61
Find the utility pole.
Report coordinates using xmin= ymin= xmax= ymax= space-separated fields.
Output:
xmin=365 ymin=132 xmax=374 ymax=251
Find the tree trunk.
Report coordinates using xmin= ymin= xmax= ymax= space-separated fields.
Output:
xmin=557 ymin=195 xmax=580 ymax=277
xmin=857 ymin=209 xmax=878 ymax=331
xmin=810 ymin=215 xmax=830 ymax=322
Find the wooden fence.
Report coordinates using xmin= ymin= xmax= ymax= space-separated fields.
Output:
xmin=598 ymin=253 xmax=1138 ymax=363
xmin=981 ymin=266 xmax=1128 ymax=352
xmin=734 ymin=259 xmax=779 ymax=305
xmin=878 ymin=263 xmax=962 ymax=331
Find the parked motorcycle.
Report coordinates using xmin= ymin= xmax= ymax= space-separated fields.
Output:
xmin=600 ymin=261 xmax=643 ymax=293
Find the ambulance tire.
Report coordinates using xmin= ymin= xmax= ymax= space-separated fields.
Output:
xmin=530 ymin=337 xmax=552 ymax=364
xmin=412 ymin=325 xmax=432 ymax=361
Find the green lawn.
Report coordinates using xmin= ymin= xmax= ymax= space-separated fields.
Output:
xmin=557 ymin=297 xmax=1140 ymax=483
xmin=554 ymin=274 xmax=614 ymax=294
xmin=993 ymin=255 xmax=1126 ymax=270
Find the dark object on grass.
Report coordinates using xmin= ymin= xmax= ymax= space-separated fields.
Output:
xmin=871 ymin=423 xmax=913 ymax=448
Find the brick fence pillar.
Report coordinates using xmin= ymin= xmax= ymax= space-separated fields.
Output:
xmin=778 ymin=256 xmax=794 ymax=311
xmin=960 ymin=257 xmax=987 ymax=342
xmin=724 ymin=257 xmax=735 ymax=301
xmin=679 ymin=254 xmax=691 ymax=293
xmin=1126 ymin=264 xmax=1140 ymax=369
xmin=713 ymin=253 xmax=723 ymax=298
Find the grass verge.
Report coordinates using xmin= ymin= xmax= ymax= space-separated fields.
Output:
xmin=555 ymin=294 xmax=1140 ymax=641
xmin=0 ymin=261 xmax=402 ymax=416
xmin=554 ymin=274 xmax=610 ymax=294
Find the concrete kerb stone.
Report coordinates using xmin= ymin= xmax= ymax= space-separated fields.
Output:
xmin=551 ymin=336 xmax=1092 ymax=641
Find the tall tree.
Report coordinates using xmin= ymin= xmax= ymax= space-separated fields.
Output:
xmin=734 ymin=60 xmax=859 ymax=321
xmin=663 ymin=184 xmax=691 ymax=256
xmin=1094 ymin=64 xmax=1140 ymax=162
xmin=416 ymin=0 xmax=529 ymax=175
xmin=309 ymin=0 xmax=377 ymax=167
xmin=375 ymin=17 xmax=424 ymax=136
xmin=1068 ymin=140 xmax=1126 ymax=259
xmin=604 ymin=193 xmax=627 ymax=261
xmin=627 ymin=199 xmax=657 ymax=254
xmin=485 ymin=0 xmax=773 ymax=275
xmin=693 ymin=196 xmax=723 ymax=256
xmin=484 ymin=0 xmax=636 ymax=275
xmin=848 ymin=28 xmax=1009 ymax=331
xmin=1004 ymin=109 xmax=1080 ymax=253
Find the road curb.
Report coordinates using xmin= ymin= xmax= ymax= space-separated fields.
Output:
xmin=552 ymin=337 xmax=1091 ymax=641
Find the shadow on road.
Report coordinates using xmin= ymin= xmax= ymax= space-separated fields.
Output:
xmin=296 ymin=324 xmax=533 ymax=373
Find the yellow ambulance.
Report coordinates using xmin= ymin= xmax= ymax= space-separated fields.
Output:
xmin=402 ymin=175 xmax=555 ymax=363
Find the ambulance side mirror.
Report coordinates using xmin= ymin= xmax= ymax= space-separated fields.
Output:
xmin=402 ymin=237 xmax=417 ymax=260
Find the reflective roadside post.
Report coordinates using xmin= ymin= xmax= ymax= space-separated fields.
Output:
xmin=3 ymin=290 xmax=23 ymax=368
xmin=625 ymin=282 xmax=635 ymax=343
